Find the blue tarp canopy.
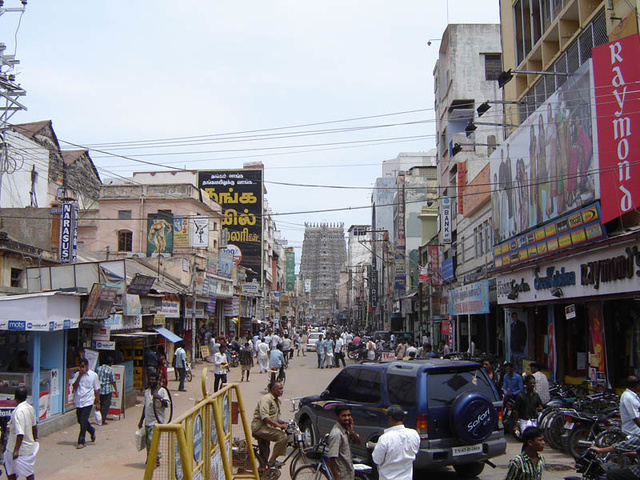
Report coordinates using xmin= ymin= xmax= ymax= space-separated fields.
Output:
xmin=153 ymin=327 xmax=183 ymax=343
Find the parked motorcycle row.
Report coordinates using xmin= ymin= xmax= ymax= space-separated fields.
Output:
xmin=501 ymin=382 xmax=635 ymax=479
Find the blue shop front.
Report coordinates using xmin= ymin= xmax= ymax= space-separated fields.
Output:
xmin=0 ymin=292 xmax=80 ymax=423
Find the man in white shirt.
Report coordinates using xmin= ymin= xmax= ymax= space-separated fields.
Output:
xmin=620 ymin=375 xmax=640 ymax=436
xmin=334 ymin=335 xmax=346 ymax=368
xmin=213 ymin=344 xmax=229 ymax=392
xmin=371 ymin=405 xmax=420 ymax=480
xmin=531 ymin=362 xmax=550 ymax=405
xmin=4 ymin=387 xmax=37 ymax=480
xmin=72 ymin=357 xmax=101 ymax=449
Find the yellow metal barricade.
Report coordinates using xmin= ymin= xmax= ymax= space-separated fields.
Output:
xmin=143 ymin=368 xmax=259 ymax=480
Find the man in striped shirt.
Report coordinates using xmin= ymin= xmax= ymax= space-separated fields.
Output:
xmin=505 ymin=426 xmax=545 ymax=480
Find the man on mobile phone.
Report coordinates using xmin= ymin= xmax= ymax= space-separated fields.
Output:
xmin=326 ymin=406 xmax=361 ymax=480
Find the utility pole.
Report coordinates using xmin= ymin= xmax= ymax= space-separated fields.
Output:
xmin=0 ymin=1 xmax=28 ymax=206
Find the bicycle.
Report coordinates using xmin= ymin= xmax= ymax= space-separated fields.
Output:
xmin=234 ymin=420 xmax=310 ymax=480
xmin=185 ymin=361 xmax=193 ymax=382
xmin=152 ymin=384 xmax=173 ymax=424
xmin=292 ymin=434 xmax=373 ymax=480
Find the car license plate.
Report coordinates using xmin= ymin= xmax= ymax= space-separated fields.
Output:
xmin=452 ymin=445 xmax=482 ymax=457
xmin=564 ymin=421 xmax=575 ymax=430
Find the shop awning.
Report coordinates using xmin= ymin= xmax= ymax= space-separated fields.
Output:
xmin=153 ymin=327 xmax=183 ymax=343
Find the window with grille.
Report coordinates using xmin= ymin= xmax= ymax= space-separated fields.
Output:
xmin=484 ymin=54 xmax=502 ymax=81
xmin=118 ymin=230 xmax=133 ymax=252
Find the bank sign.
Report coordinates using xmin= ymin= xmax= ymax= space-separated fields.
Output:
xmin=497 ymin=241 xmax=640 ymax=304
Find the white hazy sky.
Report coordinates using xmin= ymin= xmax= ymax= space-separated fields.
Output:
xmin=3 ymin=0 xmax=500 ymax=256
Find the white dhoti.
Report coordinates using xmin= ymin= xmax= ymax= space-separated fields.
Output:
xmin=258 ymin=355 xmax=268 ymax=373
xmin=3 ymin=441 xmax=39 ymax=478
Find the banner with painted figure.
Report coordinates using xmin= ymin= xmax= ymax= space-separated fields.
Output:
xmin=505 ymin=308 xmax=528 ymax=364
xmin=198 ymin=169 xmax=263 ymax=283
xmin=491 ymin=61 xmax=599 ymax=244
xmin=173 ymin=216 xmax=189 ymax=248
xmin=192 ymin=217 xmax=209 ymax=248
xmin=146 ymin=213 xmax=173 ymax=256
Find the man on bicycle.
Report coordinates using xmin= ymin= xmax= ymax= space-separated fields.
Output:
xmin=251 ymin=381 xmax=288 ymax=468
xmin=269 ymin=344 xmax=286 ymax=383
xmin=138 ymin=371 xmax=170 ymax=468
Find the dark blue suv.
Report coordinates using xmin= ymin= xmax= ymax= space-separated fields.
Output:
xmin=295 ymin=359 xmax=506 ymax=478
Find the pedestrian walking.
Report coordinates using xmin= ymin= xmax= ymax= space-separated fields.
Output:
xmin=240 ymin=342 xmax=254 ymax=382
xmin=174 ymin=342 xmax=187 ymax=392
xmin=505 ymin=426 xmax=545 ymax=480
xmin=257 ymin=339 xmax=270 ymax=373
xmin=324 ymin=334 xmax=335 ymax=368
xmin=3 ymin=387 xmax=38 ymax=480
xmin=282 ymin=334 xmax=293 ymax=360
xmin=531 ymin=362 xmax=550 ymax=405
xmin=95 ymin=356 xmax=117 ymax=425
xmin=316 ymin=334 xmax=326 ymax=368
xmin=326 ymin=405 xmax=362 ymax=480
xmin=138 ymin=370 xmax=170 ymax=468
xmin=213 ymin=344 xmax=229 ymax=392
xmin=294 ymin=332 xmax=306 ymax=356
xmin=71 ymin=358 xmax=100 ymax=449
xmin=370 ymin=405 xmax=420 ymax=480
xmin=334 ymin=335 xmax=346 ymax=367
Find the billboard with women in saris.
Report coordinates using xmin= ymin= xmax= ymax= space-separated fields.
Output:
xmin=490 ymin=61 xmax=599 ymax=246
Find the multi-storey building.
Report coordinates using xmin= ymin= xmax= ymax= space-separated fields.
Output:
xmin=496 ymin=0 xmax=640 ymax=386
xmin=299 ymin=222 xmax=347 ymax=321
xmin=433 ymin=24 xmax=503 ymax=354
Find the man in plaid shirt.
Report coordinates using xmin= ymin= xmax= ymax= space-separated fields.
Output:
xmin=96 ymin=357 xmax=117 ymax=425
xmin=590 ymin=434 xmax=640 ymax=479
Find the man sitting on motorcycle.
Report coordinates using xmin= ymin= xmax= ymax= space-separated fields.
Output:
xmin=589 ymin=435 xmax=640 ymax=479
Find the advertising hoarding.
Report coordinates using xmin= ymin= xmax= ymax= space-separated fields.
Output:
xmin=285 ymin=249 xmax=295 ymax=292
xmin=147 ymin=213 xmax=174 ymax=257
xmin=449 ymin=280 xmax=490 ymax=316
xmin=198 ymin=169 xmax=263 ymax=282
xmin=490 ymin=61 xmax=598 ymax=244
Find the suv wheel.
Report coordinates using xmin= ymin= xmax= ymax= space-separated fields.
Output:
xmin=453 ymin=462 xmax=485 ymax=478
xmin=300 ymin=418 xmax=315 ymax=447
xmin=450 ymin=392 xmax=497 ymax=444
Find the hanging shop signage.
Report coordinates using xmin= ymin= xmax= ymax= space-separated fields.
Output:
xmin=448 ymin=280 xmax=490 ymax=316
xmin=494 ymin=202 xmax=606 ymax=270
xmin=497 ymin=241 xmax=640 ymax=303
xmin=593 ymin=34 xmax=640 ymax=224
xmin=82 ymin=284 xmax=119 ymax=320
xmin=442 ymin=197 xmax=452 ymax=244
xmin=59 ymin=202 xmax=78 ymax=264
xmin=127 ymin=274 xmax=156 ymax=295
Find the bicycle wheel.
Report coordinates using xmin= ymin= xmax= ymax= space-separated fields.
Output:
xmin=186 ymin=370 xmax=193 ymax=382
xmin=293 ymin=465 xmax=330 ymax=480
xmin=153 ymin=386 xmax=174 ymax=424
xmin=289 ymin=448 xmax=314 ymax=478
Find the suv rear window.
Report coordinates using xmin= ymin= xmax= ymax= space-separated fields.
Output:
xmin=387 ymin=374 xmax=416 ymax=407
xmin=427 ymin=367 xmax=496 ymax=407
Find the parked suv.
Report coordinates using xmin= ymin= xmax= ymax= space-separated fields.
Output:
xmin=295 ymin=359 xmax=506 ymax=477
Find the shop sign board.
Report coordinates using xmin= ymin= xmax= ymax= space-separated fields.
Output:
xmin=0 ymin=318 xmax=80 ymax=332
xmin=93 ymin=326 xmax=110 ymax=341
xmin=497 ymin=241 xmax=640 ymax=304
xmin=441 ymin=197 xmax=452 ymax=244
xmin=449 ymin=280 xmax=490 ymax=316
xmin=593 ymin=34 xmax=640 ymax=224
xmin=441 ymin=256 xmax=455 ymax=282
xmin=565 ymin=304 xmax=576 ymax=320
xmin=59 ymin=202 xmax=78 ymax=264
xmin=108 ymin=364 xmax=126 ymax=416
xmin=242 ymin=283 xmax=260 ymax=295
xmin=160 ymin=295 xmax=181 ymax=318
xmin=493 ymin=202 xmax=606 ymax=270
xmin=91 ymin=340 xmax=116 ymax=350
xmin=82 ymin=284 xmax=119 ymax=320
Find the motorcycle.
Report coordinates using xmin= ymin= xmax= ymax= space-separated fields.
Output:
xmin=561 ymin=408 xmax=620 ymax=459
xmin=565 ymin=447 xmax=637 ymax=480
xmin=229 ymin=351 xmax=239 ymax=368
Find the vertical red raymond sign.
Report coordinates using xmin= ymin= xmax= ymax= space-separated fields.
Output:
xmin=593 ymin=34 xmax=640 ymax=224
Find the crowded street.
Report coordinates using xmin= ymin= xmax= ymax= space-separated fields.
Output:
xmin=30 ymin=344 xmax=578 ymax=480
